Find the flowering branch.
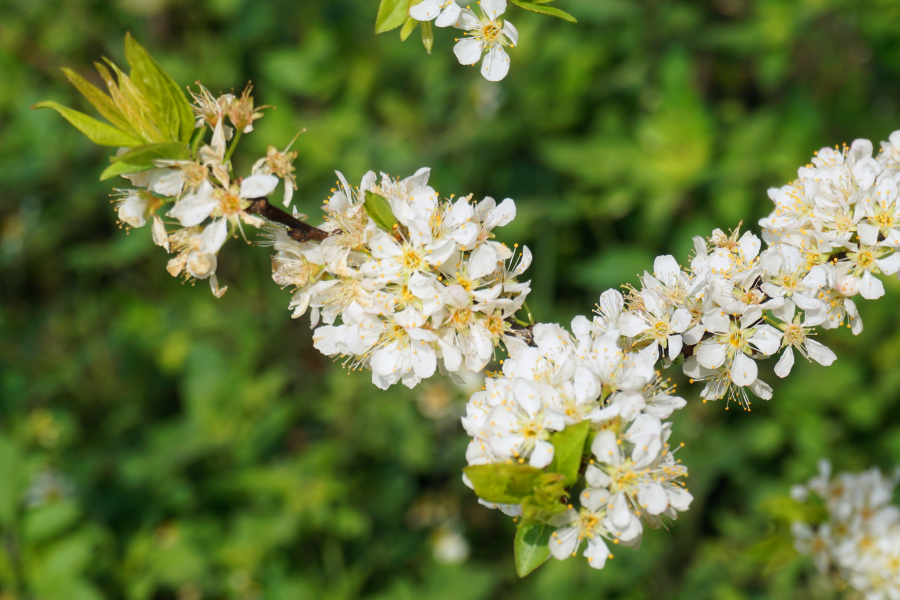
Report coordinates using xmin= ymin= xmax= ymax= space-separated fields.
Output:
xmin=244 ymin=198 xmax=329 ymax=242
xmin=32 ymin=34 xmax=900 ymax=582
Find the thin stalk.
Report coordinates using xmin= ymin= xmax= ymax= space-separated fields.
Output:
xmin=190 ymin=125 xmax=207 ymax=158
xmin=224 ymin=129 xmax=242 ymax=164
xmin=523 ymin=301 xmax=535 ymax=325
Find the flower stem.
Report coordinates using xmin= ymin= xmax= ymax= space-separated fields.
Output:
xmin=523 ymin=302 xmax=535 ymax=325
xmin=224 ymin=129 xmax=242 ymax=164
xmin=190 ymin=125 xmax=207 ymax=158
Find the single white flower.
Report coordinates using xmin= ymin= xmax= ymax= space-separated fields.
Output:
xmin=617 ymin=289 xmax=692 ymax=360
xmin=453 ymin=0 xmax=518 ymax=82
xmin=694 ymin=305 xmax=782 ymax=389
xmin=548 ymin=497 xmax=639 ymax=570
xmin=115 ymin=190 xmax=148 ymax=228
xmin=368 ymin=307 xmax=440 ymax=389
xmin=485 ymin=378 xmax=566 ymax=468
xmin=771 ymin=300 xmax=837 ymax=377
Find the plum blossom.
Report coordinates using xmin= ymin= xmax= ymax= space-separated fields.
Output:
xmin=453 ymin=0 xmax=518 ymax=81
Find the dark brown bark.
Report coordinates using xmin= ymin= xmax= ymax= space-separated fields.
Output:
xmin=246 ymin=197 xmax=330 ymax=242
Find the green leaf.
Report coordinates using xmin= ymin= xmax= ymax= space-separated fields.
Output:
xmin=32 ymin=101 xmax=144 ymax=147
xmin=514 ymin=521 xmax=553 ymax=577
xmin=745 ymin=534 xmax=801 ymax=576
xmin=22 ymin=501 xmax=82 ymax=543
xmin=124 ymin=33 xmax=195 ymax=144
xmin=463 ymin=463 xmax=543 ymax=504
xmin=546 ymin=421 xmax=590 ymax=485
xmin=421 ymin=21 xmax=434 ymax=54
xmin=100 ymin=161 xmax=153 ymax=181
xmin=364 ymin=191 xmax=399 ymax=232
xmin=399 ymin=17 xmax=419 ymax=41
xmin=112 ymin=142 xmax=190 ymax=167
xmin=376 ymin=0 xmax=410 ymax=33
xmin=759 ymin=495 xmax=828 ymax=524
xmin=521 ymin=473 xmax=568 ymax=522
xmin=509 ymin=0 xmax=577 ymax=22
xmin=61 ymin=67 xmax=137 ymax=137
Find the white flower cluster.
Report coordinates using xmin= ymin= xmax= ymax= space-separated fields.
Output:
xmin=289 ymin=169 xmax=533 ymax=390
xmin=113 ymin=85 xmax=533 ymax=391
xmin=457 ymin=131 xmax=900 ymax=570
xmin=410 ymin=0 xmax=518 ymax=81
xmin=544 ymin=133 xmax=900 ymax=412
xmin=113 ymin=85 xmax=290 ymax=299
xmin=792 ymin=460 xmax=900 ymax=600
xmin=461 ymin=318 xmax=692 ymax=569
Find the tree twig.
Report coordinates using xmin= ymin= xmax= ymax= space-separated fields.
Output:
xmin=246 ymin=198 xmax=330 ymax=242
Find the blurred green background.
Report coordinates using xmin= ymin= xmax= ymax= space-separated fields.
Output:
xmin=4 ymin=0 xmax=900 ymax=598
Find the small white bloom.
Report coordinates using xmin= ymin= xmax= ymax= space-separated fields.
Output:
xmin=453 ymin=0 xmax=518 ymax=82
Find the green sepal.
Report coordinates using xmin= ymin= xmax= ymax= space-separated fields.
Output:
xmin=509 ymin=0 xmax=577 ymax=22
xmin=100 ymin=161 xmax=153 ymax=181
xmin=124 ymin=33 xmax=195 ymax=144
xmin=364 ymin=191 xmax=399 ymax=232
xmin=376 ymin=0 xmax=410 ymax=33
xmin=546 ymin=421 xmax=590 ymax=485
xmin=32 ymin=101 xmax=144 ymax=147
xmin=112 ymin=142 xmax=190 ymax=167
xmin=463 ymin=463 xmax=543 ymax=504
xmin=421 ymin=21 xmax=434 ymax=54
xmin=400 ymin=17 xmax=419 ymax=41
xmin=514 ymin=520 xmax=554 ymax=578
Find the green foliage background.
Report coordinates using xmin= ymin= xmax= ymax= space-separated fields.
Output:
xmin=3 ymin=0 xmax=900 ymax=598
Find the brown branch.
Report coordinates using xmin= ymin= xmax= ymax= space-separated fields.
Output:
xmin=246 ymin=197 xmax=330 ymax=242
xmin=509 ymin=322 xmax=534 ymax=346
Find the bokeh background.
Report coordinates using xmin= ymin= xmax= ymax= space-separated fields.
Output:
xmin=4 ymin=0 xmax=900 ymax=598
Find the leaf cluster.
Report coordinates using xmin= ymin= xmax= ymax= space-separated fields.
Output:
xmin=33 ymin=34 xmax=194 ymax=180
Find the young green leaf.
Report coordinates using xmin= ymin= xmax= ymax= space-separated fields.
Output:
xmin=546 ymin=421 xmax=590 ymax=485
xmin=376 ymin=0 xmax=410 ymax=33
xmin=32 ymin=101 xmax=144 ymax=147
xmin=521 ymin=473 xmax=568 ymax=522
xmin=759 ymin=495 xmax=829 ymax=525
xmin=509 ymin=0 xmax=577 ymax=22
xmin=463 ymin=463 xmax=544 ymax=504
xmin=400 ymin=17 xmax=419 ymax=41
xmin=124 ymin=33 xmax=195 ymax=144
xmin=421 ymin=21 xmax=434 ymax=54
xmin=112 ymin=142 xmax=190 ymax=167
xmin=514 ymin=521 xmax=553 ymax=577
xmin=364 ymin=191 xmax=399 ymax=232
xmin=100 ymin=161 xmax=153 ymax=181
xmin=61 ymin=68 xmax=137 ymax=137
xmin=97 ymin=59 xmax=167 ymax=144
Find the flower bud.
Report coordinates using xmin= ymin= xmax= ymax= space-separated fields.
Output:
xmin=837 ymin=274 xmax=860 ymax=297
